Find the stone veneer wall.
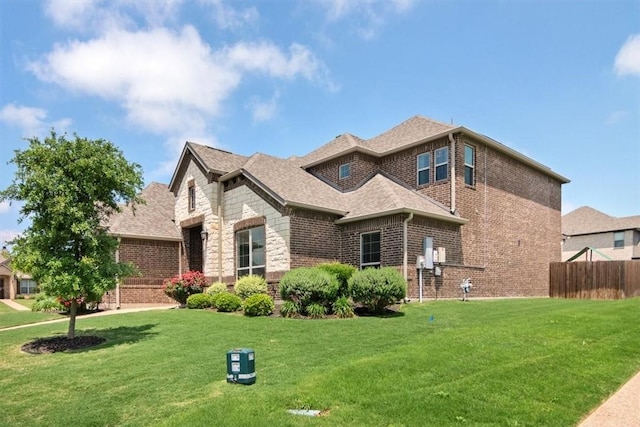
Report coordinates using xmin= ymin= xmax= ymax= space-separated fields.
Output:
xmin=222 ymin=185 xmax=290 ymax=279
xmin=173 ymin=156 xmax=218 ymax=277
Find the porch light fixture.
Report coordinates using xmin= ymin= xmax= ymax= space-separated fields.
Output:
xmin=201 ymin=229 xmax=208 ymax=241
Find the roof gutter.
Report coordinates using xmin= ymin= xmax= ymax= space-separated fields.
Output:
xmin=284 ymin=201 xmax=348 ymax=216
xmin=109 ymin=233 xmax=183 ymax=242
xmin=335 ymin=208 xmax=468 ymax=225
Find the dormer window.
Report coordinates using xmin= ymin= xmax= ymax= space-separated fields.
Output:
xmin=339 ymin=163 xmax=351 ymax=179
xmin=188 ymin=180 xmax=196 ymax=211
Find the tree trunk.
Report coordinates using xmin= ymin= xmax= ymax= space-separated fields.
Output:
xmin=67 ymin=299 xmax=77 ymax=339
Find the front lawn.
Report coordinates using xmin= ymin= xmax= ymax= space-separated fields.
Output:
xmin=0 ymin=298 xmax=639 ymax=426
xmin=0 ymin=302 xmax=65 ymax=330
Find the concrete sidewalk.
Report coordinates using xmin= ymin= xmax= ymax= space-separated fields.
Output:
xmin=0 ymin=299 xmax=31 ymax=311
xmin=577 ymin=370 xmax=640 ymax=426
xmin=0 ymin=303 xmax=176 ymax=332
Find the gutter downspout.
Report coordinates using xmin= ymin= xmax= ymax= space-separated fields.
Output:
xmin=217 ymin=181 xmax=224 ymax=283
xmin=448 ymin=133 xmax=456 ymax=214
xmin=403 ymin=212 xmax=414 ymax=282
xmin=115 ymin=237 xmax=121 ymax=309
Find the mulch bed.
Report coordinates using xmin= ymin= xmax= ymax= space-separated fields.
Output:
xmin=21 ymin=336 xmax=106 ymax=354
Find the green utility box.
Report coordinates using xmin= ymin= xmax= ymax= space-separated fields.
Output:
xmin=226 ymin=348 xmax=256 ymax=385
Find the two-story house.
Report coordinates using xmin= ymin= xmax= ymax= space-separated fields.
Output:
xmin=107 ymin=115 xmax=569 ymax=304
xmin=562 ymin=206 xmax=640 ymax=261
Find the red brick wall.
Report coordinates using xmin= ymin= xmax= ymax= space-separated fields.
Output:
xmin=116 ymin=238 xmax=181 ymax=304
xmin=289 ymin=208 xmax=342 ymax=267
xmin=308 ymin=153 xmax=378 ymax=191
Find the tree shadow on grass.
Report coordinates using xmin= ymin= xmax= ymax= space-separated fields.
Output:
xmin=21 ymin=324 xmax=159 ymax=355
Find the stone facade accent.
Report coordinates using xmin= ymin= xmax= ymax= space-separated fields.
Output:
xmin=222 ymin=185 xmax=290 ymax=279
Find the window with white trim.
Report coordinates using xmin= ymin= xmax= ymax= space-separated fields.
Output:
xmin=614 ymin=231 xmax=624 ymax=248
xmin=361 ymin=231 xmax=381 ymax=269
xmin=417 ymin=152 xmax=430 ymax=186
xmin=339 ymin=163 xmax=351 ymax=179
xmin=435 ymin=147 xmax=448 ymax=181
xmin=20 ymin=279 xmax=37 ymax=294
xmin=464 ymin=145 xmax=475 ymax=186
xmin=237 ymin=226 xmax=266 ymax=277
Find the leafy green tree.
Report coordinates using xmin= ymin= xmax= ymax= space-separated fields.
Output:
xmin=0 ymin=131 xmax=144 ymax=338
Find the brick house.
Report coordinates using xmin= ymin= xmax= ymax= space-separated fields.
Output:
xmin=562 ymin=206 xmax=640 ymax=261
xmin=0 ymin=252 xmax=37 ymax=299
xmin=108 ymin=115 xmax=569 ymax=303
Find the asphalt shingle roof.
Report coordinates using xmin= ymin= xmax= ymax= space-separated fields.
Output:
xmin=188 ymin=142 xmax=248 ymax=174
xmin=563 ymin=206 xmax=640 ymax=236
xmin=298 ymin=116 xmax=454 ymax=167
xmin=240 ymin=153 xmax=348 ymax=214
xmin=108 ymin=182 xmax=181 ymax=240
xmin=339 ymin=173 xmax=465 ymax=224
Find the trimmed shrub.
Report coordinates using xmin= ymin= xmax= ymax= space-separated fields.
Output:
xmin=206 ymin=282 xmax=228 ymax=296
xmin=332 ymin=296 xmax=354 ymax=318
xmin=279 ymin=267 xmax=340 ymax=310
xmin=234 ymin=275 xmax=268 ymax=300
xmin=243 ymin=293 xmax=274 ymax=316
xmin=306 ymin=303 xmax=327 ymax=319
xmin=186 ymin=293 xmax=214 ymax=309
xmin=214 ymin=293 xmax=242 ymax=312
xmin=163 ymin=270 xmax=206 ymax=305
xmin=32 ymin=293 xmax=64 ymax=312
xmin=317 ymin=262 xmax=356 ymax=297
xmin=280 ymin=300 xmax=301 ymax=318
xmin=348 ymin=267 xmax=407 ymax=313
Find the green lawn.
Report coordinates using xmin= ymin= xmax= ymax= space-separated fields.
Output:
xmin=1 ymin=298 xmax=639 ymax=426
xmin=0 ymin=301 xmax=64 ymax=329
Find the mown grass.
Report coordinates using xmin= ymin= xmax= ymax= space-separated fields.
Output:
xmin=0 ymin=301 xmax=64 ymax=329
xmin=0 ymin=298 xmax=639 ymax=426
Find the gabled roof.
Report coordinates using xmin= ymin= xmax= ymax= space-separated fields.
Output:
xmin=338 ymin=173 xmax=466 ymax=224
xmin=222 ymin=153 xmax=348 ymax=215
xmin=563 ymin=206 xmax=640 ymax=236
xmin=298 ymin=115 xmax=569 ymax=183
xmin=107 ymin=182 xmax=181 ymax=241
xmin=366 ymin=115 xmax=455 ymax=152
xmin=169 ymin=142 xmax=248 ymax=191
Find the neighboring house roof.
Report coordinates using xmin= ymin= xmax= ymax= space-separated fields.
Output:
xmin=337 ymin=173 xmax=466 ymax=224
xmin=107 ymin=182 xmax=181 ymax=241
xmin=563 ymin=206 xmax=640 ymax=236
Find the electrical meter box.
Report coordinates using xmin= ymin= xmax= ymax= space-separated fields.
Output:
xmin=226 ymin=348 xmax=256 ymax=385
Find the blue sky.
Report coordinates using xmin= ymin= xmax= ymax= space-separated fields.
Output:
xmin=1 ymin=0 xmax=639 ymax=247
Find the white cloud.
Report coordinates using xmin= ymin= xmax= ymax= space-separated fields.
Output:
xmin=605 ymin=110 xmax=630 ymax=125
xmin=0 ymin=201 xmax=11 ymax=214
xmin=44 ymin=0 xmax=183 ymax=33
xmin=614 ymin=34 xmax=640 ymax=77
xmin=318 ymin=0 xmax=415 ymax=39
xmin=0 ymin=103 xmax=71 ymax=137
xmin=28 ymin=26 xmax=329 ymax=148
xmin=202 ymin=0 xmax=259 ymax=30
xmin=247 ymin=92 xmax=279 ymax=122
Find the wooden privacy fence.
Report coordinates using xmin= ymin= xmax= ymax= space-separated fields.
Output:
xmin=549 ymin=261 xmax=640 ymax=299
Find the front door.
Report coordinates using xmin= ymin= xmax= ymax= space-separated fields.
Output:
xmin=184 ymin=225 xmax=203 ymax=272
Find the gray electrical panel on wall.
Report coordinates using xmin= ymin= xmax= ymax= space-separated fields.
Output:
xmin=423 ymin=237 xmax=434 ymax=269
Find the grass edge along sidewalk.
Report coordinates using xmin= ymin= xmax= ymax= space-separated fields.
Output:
xmin=0 ymin=298 xmax=638 ymax=426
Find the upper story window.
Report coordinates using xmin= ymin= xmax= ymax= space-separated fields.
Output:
xmin=237 ymin=226 xmax=266 ymax=278
xmin=464 ymin=145 xmax=475 ymax=186
xmin=361 ymin=231 xmax=381 ymax=269
xmin=614 ymin=231 xmax=624 ymax=248
xmin=188 ymin=180 xmax=196 ymax=211
xmin=417 ymin=152 xmax=430 ymax=186
xmin=435 ymin=147 xmax=448 ymax=181
xmin=339 ymin=163 xmax=351 ymax=179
